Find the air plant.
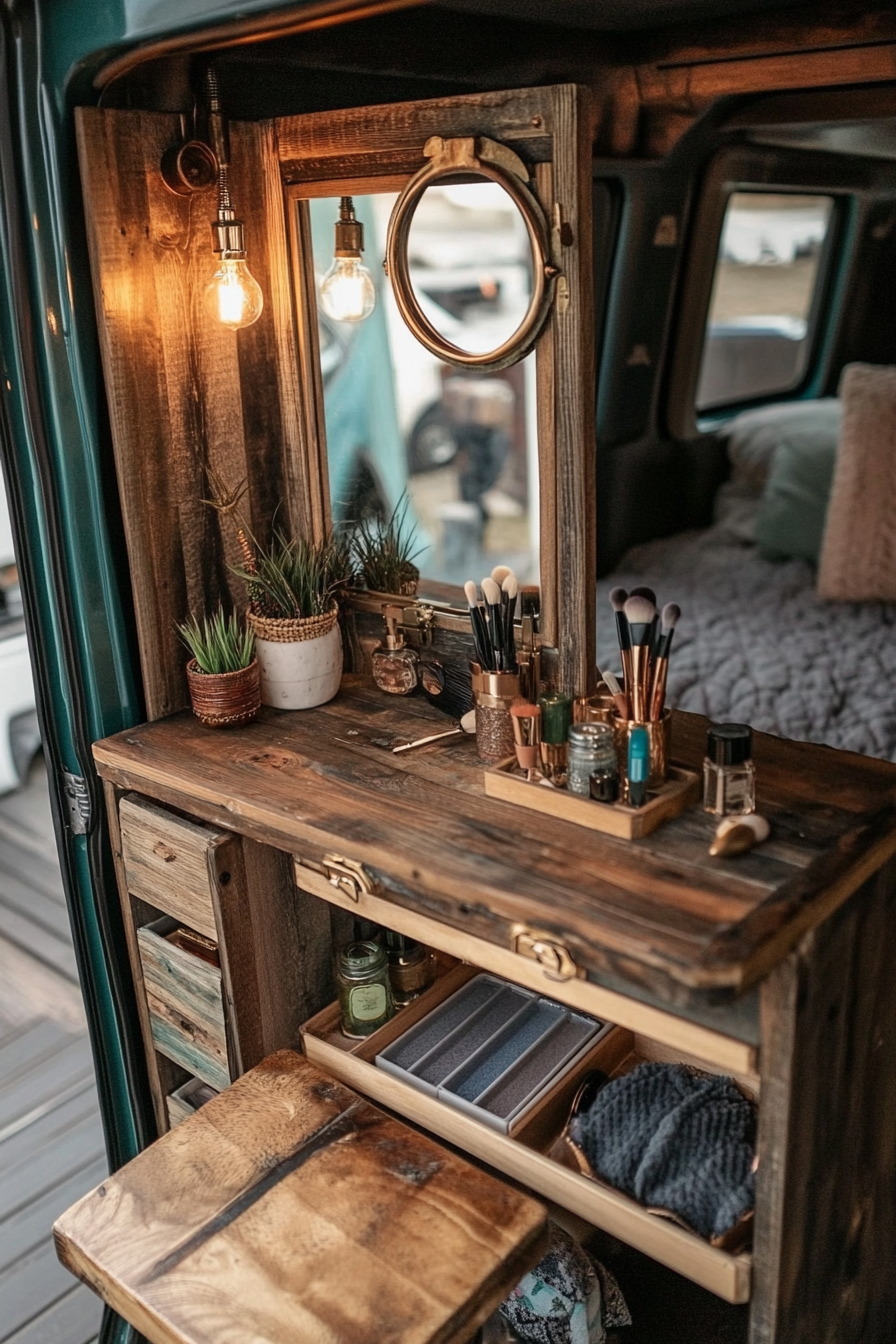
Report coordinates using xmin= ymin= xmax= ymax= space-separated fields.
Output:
xmin=233 ymin=531 xmax=354 ymax=620
xmin=178 ymin=607 xmax=255 ymax=674
xmin=350 ymin=492 xmax=424 ymax=594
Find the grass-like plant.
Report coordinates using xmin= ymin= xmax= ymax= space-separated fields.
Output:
xmin=234 ymin=532 xmax=354 ymax=620
xmin=178 ymin=607 xmax=255 ymax=674
xmin=351 ymin=493 xmax=424 ymax=593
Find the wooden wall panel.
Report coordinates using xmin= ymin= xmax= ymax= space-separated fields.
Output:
xmin=75 ymin=109 xmax=308 ymax=719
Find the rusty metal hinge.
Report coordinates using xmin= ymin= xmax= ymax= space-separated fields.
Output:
xmin=512 ymin=925 xmax=581 ymax=982
xmin=323 ymin=853 xmax=377 ymax=903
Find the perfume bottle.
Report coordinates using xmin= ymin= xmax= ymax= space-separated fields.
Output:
xmin=372 ymin=605 xmax=418 ymax=695
xmin=703 ymin=723 xmax=756 ymax=816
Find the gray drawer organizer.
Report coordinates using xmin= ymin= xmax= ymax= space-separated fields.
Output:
xmin=376 ymin=973 xmax=611 ymax=1133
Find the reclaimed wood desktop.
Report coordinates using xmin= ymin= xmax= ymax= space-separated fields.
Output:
xmin=92 ymin=678 xmax=896 ymax=1343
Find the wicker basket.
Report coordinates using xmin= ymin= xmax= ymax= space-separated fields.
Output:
xmin=246 ymin=603 xmax=339 ymax=643
xmin=186 ymin=658 xmax=261 ymax=728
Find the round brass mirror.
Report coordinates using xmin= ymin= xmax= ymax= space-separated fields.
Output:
xmin=385 ymin=136 xmax=556 ymax=371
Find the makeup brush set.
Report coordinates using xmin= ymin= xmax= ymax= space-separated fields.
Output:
xmin=604 ymin=586 xmax=680 ymax=723
xmin=464 ymin=566 xmax=520 ymax=674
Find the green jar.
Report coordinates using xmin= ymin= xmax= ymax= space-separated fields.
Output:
xmin=336 ymin=940 xmax=395 ymax=1038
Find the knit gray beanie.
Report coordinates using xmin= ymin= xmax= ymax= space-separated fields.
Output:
xmin=571 ymin=1062 xmax=756 ymax=1241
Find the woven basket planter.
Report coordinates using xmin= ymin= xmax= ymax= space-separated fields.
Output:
xmin=246 ymin=604 xmax=342 ymax=710
xmin=186 ymin=658 xmax=261 ymax=728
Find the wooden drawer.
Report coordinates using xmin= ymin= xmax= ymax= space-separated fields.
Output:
xmin=137 ymin=919 xmax=230 ymax=1091
xmin=165 ymin=1076 xmax=219 ymax=1128
xmin=120 ymin=794 xmax=230 ymax=941
xmin=293 ymin=855 xmax=757 ymax=1078
xmin=300 ymin=966 xmax=755 ymax=1305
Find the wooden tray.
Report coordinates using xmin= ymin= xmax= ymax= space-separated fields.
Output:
xmin=484 ymin=759 xmax=700 ymax=839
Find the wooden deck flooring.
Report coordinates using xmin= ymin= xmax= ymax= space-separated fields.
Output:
xmin=0 ymin=758 xmax=104 ymax=1344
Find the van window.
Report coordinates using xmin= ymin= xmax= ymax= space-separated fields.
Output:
xmin=696 ymin=192 xmax=834 ymax=411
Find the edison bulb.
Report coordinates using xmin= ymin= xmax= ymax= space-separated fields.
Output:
xmin=319 ymin=257 xmax=376 ymax=323
xmin=204 ymin=257 xmax=264 ymax=329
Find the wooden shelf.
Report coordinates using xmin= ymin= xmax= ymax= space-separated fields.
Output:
xmin=300 ymin=975 xmax=753 ymax=1304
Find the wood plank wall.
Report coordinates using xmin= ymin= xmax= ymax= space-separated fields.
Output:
xmin=75 ymin=109 xmax=310 ymax=720
xmin=76 ymin=86 xmax=597 ymax=717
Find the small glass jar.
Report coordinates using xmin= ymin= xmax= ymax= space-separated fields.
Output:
xmin=703 ymin=723 xmax=756 ymax=817
xmin=336 ymin=940 xmax=394 ymax=1038
xmin=567 ymin=722 xmax=617 ymax=797
xmin=386 ymin=932 xmax=434 ymax=1007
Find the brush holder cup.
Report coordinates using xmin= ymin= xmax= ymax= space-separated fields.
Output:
xmin=470 ymin=665 xmax=521 ymax=764
xmin=611 ymin=710 xmax=672 ymax=793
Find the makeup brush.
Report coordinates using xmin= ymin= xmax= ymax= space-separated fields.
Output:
xmin=599 ymin=667 xmax=629 ymax=720
xmin=630 ymin=586 xmax=659 ymax=650
xmin=510 ymin=701 xmax=541 ymax=774
xmin=464 ymin=580 xmax=492 ymax=671
xmin=623 ymin=594 xmax=656 ymax=721
xmin=491 ymin=565 xmax=512 ymax=586
xmin=502 ymin=573 xmax=519 ymax=672
xmin=609 ymin=588 xmax=633 ymax=698
xmin=648 ymin=602 xmax=680 ymax=721
xmin=481 ymin=577 xmax=505 ymax=671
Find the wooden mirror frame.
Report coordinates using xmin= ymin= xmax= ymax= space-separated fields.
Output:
xmin=278 ymin=85 xmax=596 ymax=696
xmin=74 ymin=84 xmax=595 ymax=718
xmin=384 ymin=134 xmax=555 ymax=371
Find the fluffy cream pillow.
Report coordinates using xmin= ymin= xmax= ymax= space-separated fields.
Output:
xmin=818 ymin=364 xmax=896 ymax=600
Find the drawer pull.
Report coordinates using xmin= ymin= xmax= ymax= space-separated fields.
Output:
xmin=512 ymin=926 xmax=581 ymax=982
xmin=153 ymin=841 xmax=177 ymax=863
xmin=323 ymin=854 xmax=377 ymax=904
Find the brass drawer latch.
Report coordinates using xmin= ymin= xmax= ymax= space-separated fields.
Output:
xmin=323 ymin=853 xmax=377 ymax=903
xmin=512 ymin=926 xmax=581 ymax=982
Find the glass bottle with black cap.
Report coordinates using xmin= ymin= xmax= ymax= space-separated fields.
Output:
xmin=703 ymin=722 xmax=756 ymax=817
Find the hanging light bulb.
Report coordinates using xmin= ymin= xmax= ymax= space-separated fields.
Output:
xmin=203 ymin=66 xmax=264 ymax=330
xmin=319 ymin=197 xmax=376 ymax=323
xmin=204 ymin=253 xmax=264 ymax=329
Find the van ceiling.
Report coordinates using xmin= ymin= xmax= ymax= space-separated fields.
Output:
xmin=434 ymin=0 xmax=783 ymax=30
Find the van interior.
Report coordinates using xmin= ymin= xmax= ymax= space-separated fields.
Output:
xmin=93 ymin=1 xmax=896 ymax=762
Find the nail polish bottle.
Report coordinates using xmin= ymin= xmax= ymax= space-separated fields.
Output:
xmin=372 ymin=605 xmax=418 ymax=695
xmin=703 ymin=723 xmax=756 ymax=817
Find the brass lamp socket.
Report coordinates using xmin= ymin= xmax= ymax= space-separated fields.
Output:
xmin=211 ymin=217 xmax=247 ymax=257
xmin=335 ymin=197 xmax=364 ymax=258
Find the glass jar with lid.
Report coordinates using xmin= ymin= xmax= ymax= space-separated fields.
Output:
xmin=336 ymin=940 xmax=395 ymax=1038
xmin=567 ymin=721 xmax=618 ymax=798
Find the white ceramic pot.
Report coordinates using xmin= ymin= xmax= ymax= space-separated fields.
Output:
xmin=255 ymin=623 xmax=343 ymax=710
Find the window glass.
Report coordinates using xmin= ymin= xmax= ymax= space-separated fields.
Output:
xmin=696 ymin=192 xmax=834 ymax=411
xmin=307 ymin=193 xmax=539 ymax=592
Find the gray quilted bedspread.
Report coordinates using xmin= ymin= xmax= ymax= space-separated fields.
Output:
xmin=597 ymin=527 xmax=896 ymax=762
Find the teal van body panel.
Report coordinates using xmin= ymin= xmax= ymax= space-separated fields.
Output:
xmin=0 ymin=0 xmax=330 ymax=1200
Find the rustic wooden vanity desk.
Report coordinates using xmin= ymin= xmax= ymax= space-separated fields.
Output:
xmin=78 ymin=677 xmax=896 ymax=1344
xmin=54 ymin=73 xmax=896 ymax=1344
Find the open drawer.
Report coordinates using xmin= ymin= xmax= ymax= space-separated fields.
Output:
xmin=300 ymin=963 xmax=756 ymax=1305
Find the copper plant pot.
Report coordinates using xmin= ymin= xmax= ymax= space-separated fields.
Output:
xmin=186 ymin=658 xmax=261 ymax=728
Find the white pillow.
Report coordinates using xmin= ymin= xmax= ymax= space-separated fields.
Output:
xmin=725 ymin=398 xmax=841 ymax=496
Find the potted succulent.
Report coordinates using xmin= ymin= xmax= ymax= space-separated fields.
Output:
xmin=351 ymin=493 xmax=424 ymax=597
xmin=178 ymin=607 xmax=260 ymax=728
xmin=236 ymin=531 xmax=352 ymax=710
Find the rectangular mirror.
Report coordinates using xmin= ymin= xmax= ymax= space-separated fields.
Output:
xmin=279 ymin=84 xmax=595 ymax=694
xmin=306 ymin=192 xmax=540 ymax=592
